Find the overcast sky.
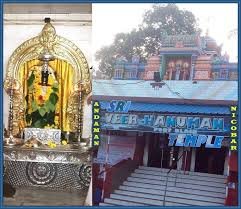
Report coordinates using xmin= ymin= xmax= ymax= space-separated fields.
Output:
xmin=92 ymin=3 xmax=238 ymax=68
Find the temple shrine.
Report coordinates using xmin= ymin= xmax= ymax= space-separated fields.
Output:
xmin=3 ymin=6 xmax=92 ymax=206
xmin=93 ymin=33 xmax=238 ymax=206
xmin=113 ymin=33 xmax=237 ymax=81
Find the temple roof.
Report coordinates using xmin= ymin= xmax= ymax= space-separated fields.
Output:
xmin=114 ymin=63 xmax=146 ymax=71
xmin=93 ymin=80 xmax=237 ymax=104
xmin=160 ymin=33 xmax=221 ymax=55
xmin=161 ymin=34 xmax=201 ymax=48
xmin=99 ymin=101 xmax=231 ymax=115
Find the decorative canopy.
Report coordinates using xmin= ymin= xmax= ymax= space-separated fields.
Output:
xmin=5 ymin=18 xmax=91 ymax=92
xmin=4 ymin=19 xmax=91 ymax=137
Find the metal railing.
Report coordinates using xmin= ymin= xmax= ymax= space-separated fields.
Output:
xmin=98 ymin=158 xmax=134 ymax=202
xmin=163 ymin=150 xmax=187 ymax=206
xmin=98 ymin=158 xmax=130 ymax=177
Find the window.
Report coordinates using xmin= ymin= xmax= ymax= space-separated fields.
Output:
xmin=219 ymin=69 xmax=229 ymax=80
xmin=124 ymin=70 xmax=137 ymax=79
xmin=229 ymin=72 xmax=238 ymax=80
xmin=114 ymin=69 xmax=123 ymax=79
xmin=212 ymin=72 xmax=219 ymax=80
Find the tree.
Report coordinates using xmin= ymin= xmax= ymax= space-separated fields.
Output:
xmin=95 ymin=4 xmax=201 ymax=79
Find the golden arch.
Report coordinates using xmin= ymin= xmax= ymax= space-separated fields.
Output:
xmin=4 ymin=21 xmax=91 ymax=137
xmin=5 ymin=22 xmax=91 ymax=87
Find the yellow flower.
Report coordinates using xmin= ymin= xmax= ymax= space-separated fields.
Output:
xmin=61 ymin=140 xmax=67 ymax=145
xmin=47 ymin=140 xmax=52 ymax=146
xmin=47 ymin=141 xmax=57 ymax=148
xmin=51 ymin=143 xmax=57 ymax=148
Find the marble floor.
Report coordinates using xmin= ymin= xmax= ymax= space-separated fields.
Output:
xmin=4 ymin=187 xmax=88 ymax=206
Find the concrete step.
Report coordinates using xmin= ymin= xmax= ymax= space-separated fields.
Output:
xmin=135 ymin=168 xmax=226 ymax=183
xmin=165 ymin=191 xmax=224 ymax=204
xmin=119 ymin=185 xmax=165 ymax=196
xmin=131 ymin=173 xmax=226 ymax=188
xmin=121 ymin=180 xmax=224 ymax=203
xmin=110 ymin=194 xmax=163 ymax=206
xmin=99 ymin=202 xmax=115 ymax=206
xmin=167 ymin=186 xmax=226 ymax=199
xmin=102 ymin=166 xmax=226 ymax=206
xmin=165 ymin=201 xmax=191 ymax=206
xmin=128 ymin=176 xmax=166 ymax=186
xmin=125 ymin=178 xmax=225 ymax=193
xmin=120 ymin=184 xmax=225 ymax=199
xmin=114 ymin=189 xmax=164 ymax=201
xmin=168 ymin=181 xmax=226 ymax=193
xmin=112 ymin=190 xmax=223 ymax=206
xmin=108 ymin=190 xmax=223 ymax=206
xmin=123 ymin=181 xmax=166 ymax=190
xmin=138 ymin=166 xmax=226 ymax=179
xmin=104 ymin=198 xmax=146 ymax=206
xmin=165 ymin=196 xmax=223 ymax=206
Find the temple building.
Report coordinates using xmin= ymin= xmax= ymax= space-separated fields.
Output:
xmin=93 ymin=33 xmax=238 ymax=206
xmin=3 ymin=4 xmax=92 ymax=206
xmin=113 ymin=34 xmax=237 ymax=81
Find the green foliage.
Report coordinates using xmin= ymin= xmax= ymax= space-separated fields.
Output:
xmin=49 ymin=93 xmax=59 ymax=105
xmin=31 ymin=101 xmax=38 ymax=112
xmin=26 ymin=77 xmax=59 ymax=128
xmin=27 ymin=72 xmax=35 ymax=87
xmin=95 ymin=4 xmax=201 ymax=78
xmin=51 ymin=83 xmax=59 ymax=92
xmin=45 ymin=100 xmax=56 ymax=112
xmin=39 ymin=107 xmax=47 ymax=117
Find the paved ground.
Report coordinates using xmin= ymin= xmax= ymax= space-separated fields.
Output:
xmin=4 ymin=188 xmax=88 ymax=206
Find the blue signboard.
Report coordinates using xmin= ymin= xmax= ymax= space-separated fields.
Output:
xmin=107 ymin=100 xmax=131 ymax=113
xmin=168 ymin=133 xmax=224 ymax=148
xmin=100 ymin=100 xmax=231 ymax=148
xmin=100 ymin=112 xmax=230 ymax=137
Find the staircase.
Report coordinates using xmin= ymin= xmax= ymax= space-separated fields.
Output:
xmin=100 ymin=166 xmax=227 ymax=206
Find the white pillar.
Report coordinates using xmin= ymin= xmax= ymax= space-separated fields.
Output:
xmin=223 ymin=149 xmax=229 ymax=176
xmin=177 ymin=147 xmax=183 ymax=170
xmin=143 ymin=134 xmax=149 ymax=166
xmin=190 ymin=148 xmax=196 ymax=172
xmin=169 ymin=146 xmax=174 ymax=167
